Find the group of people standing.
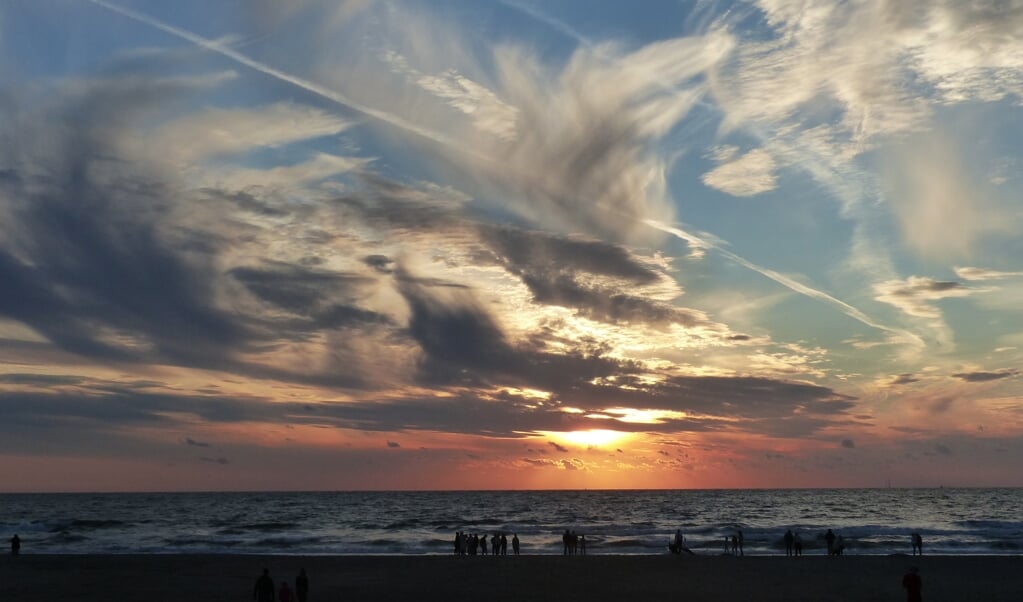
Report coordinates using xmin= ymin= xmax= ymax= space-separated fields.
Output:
xmin=253 ymin=567 xmax=308 ymax=602
xmin=782 ymin=529 xmax=804 ymax=556
xmin=562 ymin=530 xmax=587 ymax=555
xmin=454 ymin=531 xmax=519 ymax=556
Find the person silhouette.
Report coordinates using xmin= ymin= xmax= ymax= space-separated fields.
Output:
xmin=10 ymin=534 xmax=20 ymax=555
xmin=737 ymin=530 xmax=744 ymax=556
xmin=902 ymin=566 xmax=922 ymax=602
xmin=911 ymin=533 xmax=923 ymax=556
xmin=783 ymin=529 xmax=793 ymax=556
xmin=794 ymin=532 xmax=803 ymax=556
xmin=254 ymin=568 xmax=275 ymax=602
xmin=278 ymin=581 xmax=294 ymax=602
xmin=825 ymin=529 xmax=836 ymax=555
xmin=295 ymin=568 xmax=309 ymax=602
xmin=512 ymin=533 xmax=520 ymax=555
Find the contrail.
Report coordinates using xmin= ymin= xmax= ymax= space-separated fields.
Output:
xmin=645 ymin=218 xmax=922 ymax=346
xmin=87 ymin=0 xmax=472 ymax=155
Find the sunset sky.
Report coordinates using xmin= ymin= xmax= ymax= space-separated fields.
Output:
xmin=2 ymin=0 xmax=1022 ymax=492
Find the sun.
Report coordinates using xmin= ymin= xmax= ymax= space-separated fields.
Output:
xmin=545 ymin=429 xmax=632 ymax=448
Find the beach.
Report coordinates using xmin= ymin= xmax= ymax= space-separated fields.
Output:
xmin=2 ymin=554 xmax=1020 ymax=601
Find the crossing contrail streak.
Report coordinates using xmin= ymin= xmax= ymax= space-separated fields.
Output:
xmin=645 ymin=219 xmax=922 ymax=346
xmin=87 ymin=0 xmax=473 ymax=155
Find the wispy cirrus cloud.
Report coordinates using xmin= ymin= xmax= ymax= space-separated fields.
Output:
xmin=701 ymin=146 xmax=777 ymax=197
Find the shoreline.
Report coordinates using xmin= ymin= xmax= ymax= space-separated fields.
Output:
xmin=3 ymin=554 xmax=1021 ymax=601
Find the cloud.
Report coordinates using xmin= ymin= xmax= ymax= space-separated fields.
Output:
xmin=701 ymin=147 xmax=777 ymax=197
xmin=0 ymin=76 xmax=253 ymax=366
xmin=951 ymin=369 xmax=1019 ymax=383
xmin=203 ymin=152 xmax=365 ymax=191
xmin=200 ymin=456 xmax=229 ymax=465
xmin=185 ymin=437 xmax=210 ymax=448
xmin=881 ymin=130 xmax=1008 ymax=261
xmin=873 ymin=277 xmax=974 ymax=319
xmin=386 ymin=440 xmax=401 ymax=448
xmin=955 ymin=267 xmax=1023 ymax=281
xmin=482 ymin=226 xmax=711 ymax=327
xmin=841 ymin=439 xmax=855 ymax=449
xmin=142 ymin=102 xmax=353 ymax=165
xmin=548 ymin=441 xmax=568 ymax=453
xmin=890 ymin=374 xmax=920 ymax=386
xmin=318 ymin=5 xmax=735 ymax=242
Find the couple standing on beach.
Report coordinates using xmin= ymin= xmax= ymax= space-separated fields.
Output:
xmin=254 ymin=567 xmax=309 ymax=602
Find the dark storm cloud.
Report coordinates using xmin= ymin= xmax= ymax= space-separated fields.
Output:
xmin=0 ymin=77 xmax=251 ymax=367
xmin=480 ymin=225 xmax=658 ymax=284
xmin=890 ymin=374 xmax=920 ymax=385
xmin=363 ymin=254 xmax=394 ymax=274
xmin=397 ymin=273 xmax=517 ymax=386
xmin=200 ymin=188 xmax=290 ymax=217
xmin=517 ymin=271 xmax=704 ymax=326
xmin=951 ymin=369 xmax=1019 ymax=382
xmin=336 ymin=174 xmax=464 ymax=234
xmin=477 ymin=224 xmax=708 ymax=327
xmin=230 ymin=263 xmax=374 ymax=314
xmin=882 ymin=280 xmax=965 ymax=298
xmin=229 ymin=263 xmax=393 ymax=334
xmin=0 ymin=73 xmax=406 ymax=391
xmin=388 ymin=272 xmax=854 ymax=436
xmin=339 ymin=179 xmax=705 ymax=329
xmin=0 ymin=373 xmax=85 ymax=387
xmin=396 ymin=274 xmax=642 ymax=393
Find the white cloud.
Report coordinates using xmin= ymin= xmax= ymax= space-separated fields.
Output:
xmin=955 ymin=267 xmax=1023 ymax=281
xmin=880 ymin=130 xmax=1008 ymax=261
xmin=383 ymin=53 xmax=519 ymax=141
xmin=701 ymin=147 xmax=777 ymax=196
xmin=203 ymin=153 xmax=366 ymax=190
xmin=147 ymin=103 xmax=354 ymax=165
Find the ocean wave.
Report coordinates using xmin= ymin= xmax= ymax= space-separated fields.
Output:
xmin=240 ymin=522 xmax=301 ymax=532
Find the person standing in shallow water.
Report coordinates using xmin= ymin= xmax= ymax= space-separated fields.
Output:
xmin=295 ymin=568 xmax=309 ymax=602
xmin=783 ymin=529 xmax=793 ymax=556
xmin=512 ymin=533 xmax=520 ymax=555
xmin=825 ymin=529 xmax=836 ymax=555
xmin=10 ymin=534 xmax=20 ymax=555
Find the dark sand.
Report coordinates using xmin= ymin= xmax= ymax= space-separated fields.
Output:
xmin=2 ymin=554 xmax=1021 ymax=601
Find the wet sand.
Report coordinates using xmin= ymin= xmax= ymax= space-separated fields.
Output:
xmin=1 ymin=553 xmax=1020 ymax=601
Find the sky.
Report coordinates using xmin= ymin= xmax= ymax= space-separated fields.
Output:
xmin=1 ymin=0 xmax=1022 ymax=492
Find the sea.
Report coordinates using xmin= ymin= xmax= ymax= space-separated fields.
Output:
xmin=2 ymin=489 xmax=1021 ymax=556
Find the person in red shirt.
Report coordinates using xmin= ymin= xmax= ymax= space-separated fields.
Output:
xmin=902 ymin=566 xmax=922 ymax=602
xmin=278 ymin=580 xmax=295 ymax=602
